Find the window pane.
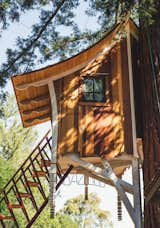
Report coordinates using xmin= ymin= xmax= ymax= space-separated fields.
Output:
xmin=83 ymin=93 xmax=94 ymax=101
xmin=94 ymin=79 xmax=103 ymax=92
xmin=83 ymin=78 xmax=93 ymax=92
xmin=94 ymin=93 xmax=104 ymax=102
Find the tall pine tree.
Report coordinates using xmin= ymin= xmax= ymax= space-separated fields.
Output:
xmin=0 ymin=1 xmax=160 ymax=226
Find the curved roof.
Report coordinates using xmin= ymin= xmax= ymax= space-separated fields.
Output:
xmin=11 ymin=19 xmax=138 ymax=127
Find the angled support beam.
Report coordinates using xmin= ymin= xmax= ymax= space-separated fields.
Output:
xmin=48 ymin=81 xmax=58 ymax=218
xmin=102 ymin=159 xmax=142 ymax=228
xmin=73 ymin=167 xmax=133 ymax=194
xmin=101 ymin=160 xmax=136 ymax=224
xmin=56 ymin=165 xmax=74 ymax=191
xmin=64 ymin=152 xmax=143 ymax=226
xmin=65 ymin=153 xmax=134 ymax=194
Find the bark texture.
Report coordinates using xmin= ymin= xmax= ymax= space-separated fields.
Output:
xmin=140 ymin=2 xmax=160 ymax=227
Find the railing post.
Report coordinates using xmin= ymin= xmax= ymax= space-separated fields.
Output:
xmin=48 ymin=81 xmax=58 ymax=218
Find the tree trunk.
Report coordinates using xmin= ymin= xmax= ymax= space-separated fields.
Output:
xmin=140 ymin=2 xmax=160 ymax=227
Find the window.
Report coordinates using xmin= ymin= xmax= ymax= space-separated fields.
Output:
xmin=82 ymin=77 xmax=105 ymax=102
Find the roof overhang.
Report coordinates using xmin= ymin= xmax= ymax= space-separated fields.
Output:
xmin=11 ymin=19 xmax=138 ymax=127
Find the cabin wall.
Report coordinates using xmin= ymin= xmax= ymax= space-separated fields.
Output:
xmin=55 ymin=46 xmax=126 ymax=158
xmin=54 ymin=40 xmax=137 ymax=158
xmin=54 ymin=74 xmax=79 ymax=155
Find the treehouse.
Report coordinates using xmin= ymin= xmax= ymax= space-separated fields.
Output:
xmin=1 ymin=18 xmax=142 ymax=228
xmin=12 ymin=19 xmax=142 ymax=159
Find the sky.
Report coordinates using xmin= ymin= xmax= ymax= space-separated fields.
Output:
xmin=0 ymin=1 xmax=142 ymax=227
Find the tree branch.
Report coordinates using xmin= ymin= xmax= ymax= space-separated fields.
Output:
xmin=2 ymin=0 xmax=66 ymax=75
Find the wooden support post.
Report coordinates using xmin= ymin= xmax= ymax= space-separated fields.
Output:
xmin=84 ymin=175 xmax=89 ymax=200
xmin=132 ymin=158 xmax=142 ymax=228
xmin=126 ymin=24 xmax=142 ymax=228
xmin=48 ymin=81 xmax=58 ymax=219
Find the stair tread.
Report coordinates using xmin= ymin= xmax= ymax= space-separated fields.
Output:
xmin=0 ymin=214 xmax=13 ymax=220
xmin=32 ymin=171 xmax=47 ymax=177
xmin=26 ymin=181 xmax=39 ymax=187
xmin=16 ymin=192 xmax=32 ymax=198
xmin=7 ymin=203 xmax=23 ymax=209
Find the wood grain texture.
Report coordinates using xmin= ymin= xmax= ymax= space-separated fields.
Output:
xmin=120 ymin=39 xmax=133 ymax=155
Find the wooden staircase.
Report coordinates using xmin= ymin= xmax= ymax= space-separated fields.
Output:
xmin=0 ymin=130 xmax=73 ymax=228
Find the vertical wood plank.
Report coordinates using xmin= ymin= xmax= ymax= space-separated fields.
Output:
xmin=85 ymin=106 xmax=95 ymax=156
xmin=59 ymin=74 xmax=79 ymax=154
xmin=120 ymin=39 xmax=133 ymax=154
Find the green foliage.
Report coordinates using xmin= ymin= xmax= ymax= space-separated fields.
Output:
xmin=33 ymin=193 xmax=112 ymax=228
xmin=0 ymin=156 xmax=15 ymax=190
xmin=138 ymin=0 xmax=157 ymax=24
xmin=0 ymin=94 xmax=38 ymax=226
xmin=0 ymin=93 xmax=37 ymax=180
xmin=0 ymin=0 xmax=159 ymax=88
xmin=0 ymin=95 xmax=112 ymax=227
xmin=0 ymin=94 xmax=37 ymax=161
xmin=33 ymin=205 xmax=79 ymax=228
xmin=0 ymin=0 xmax=52 ymax=30
xmin=62 ymin=193 xmax=113 ymax=228
xmin=0 ymin=0 xmax=84 ymax=87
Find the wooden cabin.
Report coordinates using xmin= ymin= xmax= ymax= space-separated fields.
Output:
xmin=11 ymin=19 xmax=144 ymax=227
xmin=12 ymin=19 xmax=142 ymax=178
